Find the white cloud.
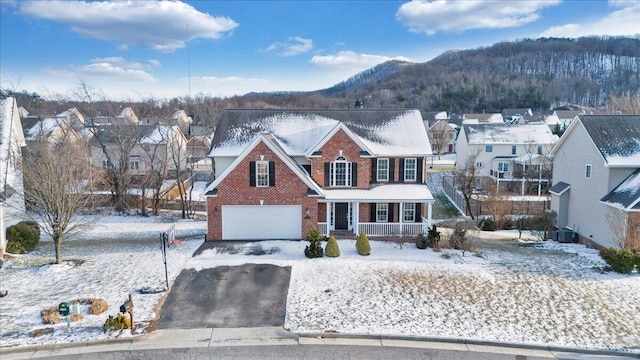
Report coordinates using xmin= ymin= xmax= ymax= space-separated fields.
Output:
xmin=309 ymin=51 xmax=410 ymax=72
xmin=43 ymin=57 xmax=159 ymax=83
xmin=396 ymin=0 xmax=561 ymax=34
xmin=262 ymin=36 xmax=314 ymax=56
xmin=540 ymin=1 xmax=640 ymax=37
xmin=19 ymin=0 xmax=238 ymax=52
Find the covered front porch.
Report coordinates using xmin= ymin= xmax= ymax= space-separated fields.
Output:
xmin=316 ymin=184 xmax=434 ymax=237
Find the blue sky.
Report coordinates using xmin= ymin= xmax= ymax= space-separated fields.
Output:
xmin=1 ymin=0 xmax=639 ymax=101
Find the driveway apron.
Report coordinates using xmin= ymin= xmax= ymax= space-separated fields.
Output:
xmin=158 ymin=263 xmax=291 ymax=329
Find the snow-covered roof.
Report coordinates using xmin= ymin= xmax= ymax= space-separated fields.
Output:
xmin=600 ymin=169 xmax=640 ymax=211
xmin=204 ymin=132 xmax=324 ymax=196
xmin=210 ymin=109 xmax=431 ymax=157
xmin=463 ymin=123 xmax=557 ymax=145
xmin=578 ymin=115 xmax=640 ymax=167
xmin=140 ymin=125 xmax=181 ymax=145
xmin=323 ymin=184 xmax=433 ymax=202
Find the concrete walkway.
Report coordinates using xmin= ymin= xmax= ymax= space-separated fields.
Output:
xmin=1 ymin=327 xmax=637 ymax=360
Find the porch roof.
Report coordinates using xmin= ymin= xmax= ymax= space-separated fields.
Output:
xmin=513 ymin=153 xmax=545 ymax=165
xmin=322 ymin=184 xmax=434 ymax=202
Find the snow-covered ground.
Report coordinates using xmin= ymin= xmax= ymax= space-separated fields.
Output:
xmin=1 ymin=218 xmax=639 ymax=354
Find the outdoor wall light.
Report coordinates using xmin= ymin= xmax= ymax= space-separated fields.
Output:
xmin=304 ymin=208 xmax=311 ymax=219
xmin=214 ymin=206 xmax=219 ymax=216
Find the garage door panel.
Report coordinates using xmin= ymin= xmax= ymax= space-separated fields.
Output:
xmin=222 ymin=205 xmax=301 ymax=240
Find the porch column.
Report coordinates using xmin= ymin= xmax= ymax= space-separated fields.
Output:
xmin=325 ymin=202 xmax=331 ymax=237
xmin=353 ymin=202 xmax=359 ymax=235
xmin=427 ymin=202 xmax=433 ymax=228
xmin=399 ymin=202 xmax=404 ymax=236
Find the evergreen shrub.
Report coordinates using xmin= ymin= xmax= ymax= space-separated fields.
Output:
xmin=6 ymin=221 xmax=40 ymax=254
xmin=355 ymin=231 xmax=370 ymax=256
xmin=325 ymin=235 xmax=340 ymax=257
xmin=304 ymin=227 xmax=324 ymax=258
xmin=600 ymin=248 xmax=636 ymax=274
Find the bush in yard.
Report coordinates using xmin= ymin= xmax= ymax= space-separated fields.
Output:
xmin=427 ymin=225 xmax=441 ymax=248
xmin=502 ymin=217 xmax=514 ymax=230
xmin=304 ymin=227 xmax=324 ymax=258
xmin=600 ymin=248 xmax=636 ymax=274
xmin=325 ymin=235 xmax=340 ymax=257
xmin=355 ymin=231 xmax=371 ymax=256
xmin=415 ymin=233 xmax=427 ymax=249
xmin=479 ymin=218 xmax=497 ymax=231
xmin=634 ymin=250 xmax=640 ymax=270
xmin=449 ymin=225 xmax=475 ymax=256
xmin=6 ymin=221 xmax=40 ymax=254
xmin=103 ymin=313 xmax=131 ymax=332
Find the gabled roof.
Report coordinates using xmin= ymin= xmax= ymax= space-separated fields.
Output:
xmin=209 ymin=109 xmax=431 ymax=157
xmin=203 ymin=132 xmax=324 ymax=197
xmin=580 ymin=115 xmax=640 ymax=167
xmin=552 ymin=115 xmax=640 ymax=167
xmin=600 ymin=169 xmax=640 ymax=211
xmin=462 ymin=123 xmax=557 ymax=145
xmin=306 ymin=122 xmax=373 ymax=157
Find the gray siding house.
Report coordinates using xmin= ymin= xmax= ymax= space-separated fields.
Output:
xmin=549 ymin=115 xmax=640 ymax=249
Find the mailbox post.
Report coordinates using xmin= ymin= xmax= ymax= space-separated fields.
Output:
xmin=58 ymin=302 xmax=71 ymax=336
xmin=120 ymin=294 xmax=134 ymax=334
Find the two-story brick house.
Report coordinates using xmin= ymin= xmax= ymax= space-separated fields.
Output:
xmin=203 ymin=109 xmax=434 ymax=241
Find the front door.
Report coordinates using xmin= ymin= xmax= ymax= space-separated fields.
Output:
xmin=335 ymin=203 xmax=349 ymax=230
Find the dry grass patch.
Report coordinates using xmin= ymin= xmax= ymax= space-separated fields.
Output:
xmin=40 ymin=297 xmax=109 ymax=324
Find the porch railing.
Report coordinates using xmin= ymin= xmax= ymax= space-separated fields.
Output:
xmin=358 ymin=220 xmax=429 ymax=237
xmin=317 ymin=222 xmax=328 ymax=236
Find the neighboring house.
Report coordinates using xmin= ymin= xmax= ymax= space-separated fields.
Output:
xmin=462 ymin=113 xmax=504 ymax=124
xmin=20 ymin=107 xmax=83 ymax=146
xmin=186 ymin=135 xmax=212 ymax=162
xmin=456 ymin=123 xmax=558 ymax=194
xmin=203 ymin=109 xmax=434 ymax=241
xmin=428 ymin=120 xmax=457 ymax=155
xmin=140 ymin=109 xmax=193 ymax=137
xmin=0 ymin=97 xmax=27 ymax=257
xmin=91 ymin=107 xmax=139 ymax=126
xmin=89 ymin=125 xmax=189 ymax=176
xmin=502 ymin=108 xmax=533 ymax=124
xmin=549 ymin=115 xmax=640 ymax=249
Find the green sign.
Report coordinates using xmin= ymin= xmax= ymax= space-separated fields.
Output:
xmin=58 ymin=302 xmax=70 ymax=316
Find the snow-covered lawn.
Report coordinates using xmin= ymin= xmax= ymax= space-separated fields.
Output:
xmin=1 ymin=218 xmax=639 ymax=353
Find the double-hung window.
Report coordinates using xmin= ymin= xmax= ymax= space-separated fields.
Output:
xmin=376 ymin=203 xmax=388 ymax=222
xmin=403 ymin=203 xmax=415 ymax=222
xmin=404 ymin=158 xmax=416 ymax=181
xmin=511 ymin=145 xmax=517 ymax=155
xmin=256 ymin=161 xmax=269 ymax=187
xmin=331 ymin=156 xmax=351 ymax=187
xmin=585 ymin=164 xmax=592 ymax=179
xmin=485 ymin=145 xmax=493 ymax=152
xmin=498 ymin=162 xmax=509 ymax=172
xmin=377 ymin=158 xmax=389 ymax=181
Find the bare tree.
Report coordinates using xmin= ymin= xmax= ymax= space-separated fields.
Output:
xmin=606 ymin=94 xmax=640 ymax=115
xmin=75 ymin=81 xmax=139 ymax=212
xmin=23 ymin=136 xmax=103 ymax=264
xmin=429 ymin=121 xmax=451 ymax=160
xmin=165 ymin=126 xmax=191 ymax=218
xmin=607 ymin=209 xmax=640 ymax=250
xmin=482 ymin=179 xmax=510 ymax=229
xmin=455 ymin=149 xmax=482 ymax=220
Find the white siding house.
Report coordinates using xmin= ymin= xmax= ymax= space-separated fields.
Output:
xmin=0 ymin=97 xmax=27 ymax=256
xmin=456 ymin=123 xmax=558 ymax=194
xmin=549 ymin=115 xmax=640 ymax=249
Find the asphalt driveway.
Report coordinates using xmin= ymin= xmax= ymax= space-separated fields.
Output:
xmin=158 ymin=262 xmax=291 ymax=329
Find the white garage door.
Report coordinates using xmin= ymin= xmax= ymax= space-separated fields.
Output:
xmin=222 ymin=205 xmax=302 ymax=240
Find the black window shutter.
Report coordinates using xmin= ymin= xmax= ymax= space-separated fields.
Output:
xmin=324 ymin=162 xmax=330 ymax=186
xmin=388 ymin=203 xmax=394 ymax=222
xmin=268 ymin=161 xmax=275 ymax=186
xmin=415 ymin=203 xmax=422 ymax=222
xmin=370 ymin=203 xmax=376 ymax=222
xmin=398 ymin=158 xmax=404 ymax=183
xmin=351 ymin=162 xmax=358 ymax=187
xmin=417 ymin=159 xmax=423 ymax=183
xmin=249 ymin=161 xmax=256 ymax=187
xmin=389 ymin=158 xmax=395 ymax=182
xmin=371 ymin=158 xmax=377 ymax=183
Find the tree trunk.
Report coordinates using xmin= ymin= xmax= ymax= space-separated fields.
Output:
xmin=53 ymin=233 xmax=63 ymax=264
